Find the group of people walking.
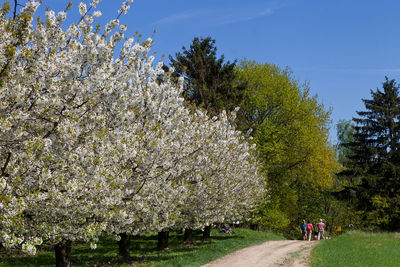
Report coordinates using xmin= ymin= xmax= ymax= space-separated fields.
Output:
xmin=300 ymin=219 xmax=326 ymax=241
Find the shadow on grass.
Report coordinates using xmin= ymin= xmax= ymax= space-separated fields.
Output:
xmin=0 ymin=229 xmax=280 ymax=266
xmin=0 ymin=252 xmax=55 ymax=267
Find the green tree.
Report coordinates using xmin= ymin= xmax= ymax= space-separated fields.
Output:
xmin=168 ymin=37 xmax=243 ymax=115
xmin=347 ymin=77 xmax=400 ymax=230
xmin=336 ymin=119 xmax=355 ymax=166
xmin=329 ymin=121 xmax=363 ymax=229
xmin=235 ymin=60 xmax=339 ymax=233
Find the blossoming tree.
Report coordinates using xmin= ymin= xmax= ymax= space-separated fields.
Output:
xmin=0 ymin=1 xmax=265 ymax=266
xmin=174 ymin=109 xmax=264 ymax=242
xmin=0 ymin=0 xmax=139 ymax=264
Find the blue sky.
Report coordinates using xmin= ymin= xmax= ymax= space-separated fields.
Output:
xmin=33 ymin=0 xmax=400 ymax=142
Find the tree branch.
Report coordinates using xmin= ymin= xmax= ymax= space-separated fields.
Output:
xmin=13 ymin=0 xmax=18 ymax=20
xmin=43 ymin=106 xmax=66 ymax=139
xmin=1 ymin=152 xmax=11 ymax=177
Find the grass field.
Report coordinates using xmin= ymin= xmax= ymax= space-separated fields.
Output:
xmin=0 ymin=228 xmax=284 ymax=266
xmin=310 ymin=231 xmax=400 ymax=267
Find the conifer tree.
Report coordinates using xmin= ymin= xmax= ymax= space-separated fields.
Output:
xmin=336 ymin=120 xmax=355 ymax=166
xmin=168 ymin=37 xmax=243 ymax=115
xmin=348 ymin=77 xmax=400 ymax=229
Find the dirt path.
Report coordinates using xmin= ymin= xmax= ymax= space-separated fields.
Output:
xmin=202 ymin=240 xmax=317 ymax=267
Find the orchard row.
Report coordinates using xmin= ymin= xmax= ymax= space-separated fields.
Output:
xmin=0 ymin=1 xmax=264 ymax=264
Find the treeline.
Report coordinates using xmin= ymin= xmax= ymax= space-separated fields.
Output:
xmin=172 ymin=37 xmax=400 ymax=236
xmin=167 ymin=37 xmax=340 ymax=236
xmin=0 ymin=0 xmax=368 ymax=266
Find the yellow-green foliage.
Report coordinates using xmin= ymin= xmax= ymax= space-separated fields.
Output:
xmin=235 ymin=60 xmax=340 ymax=231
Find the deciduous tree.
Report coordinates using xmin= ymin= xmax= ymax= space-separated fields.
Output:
xmin=235 ymin=60 xmax=339 ymax=232
xmin=0 ymin=2 xmax=265 ymax=265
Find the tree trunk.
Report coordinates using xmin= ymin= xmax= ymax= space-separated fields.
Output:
xmin=118 ymin=233 xmax=131 ymax=263
xmin=250 ymin=224 xmax=259 ymax=231
xmin=183 ymin=228 xmax=193 ymax=245
xmin=55 ymin=240 xmax=72 ymax=267
xmin=203 ymin=225 xmax=211 ymax=239
xmin=157 ymin=230 xmax=169 ymax=250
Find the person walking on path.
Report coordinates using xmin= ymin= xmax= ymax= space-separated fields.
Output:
xmin=306 ymin=221 xmax=313 ymax=241
xmin=300 ymin=220 xmax=307 ymax=240
xmin=316 ymin=219 xmax=326 ymax=240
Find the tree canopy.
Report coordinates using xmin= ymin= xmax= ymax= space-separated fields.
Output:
xmin=168 ymin=36 xmax=243 ymax=115
xmin=0 ymin=1 xmax=264 ymax=265
xmin=345 ymin=77 xmax=400 ymax=229
xmin=234 ymin=60 xmax=339 ymax=231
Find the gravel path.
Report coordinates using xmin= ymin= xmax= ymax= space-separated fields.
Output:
xmin=202 ymin=240 xmax=317 ymax=267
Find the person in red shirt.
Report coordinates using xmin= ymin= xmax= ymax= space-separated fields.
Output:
xmin=306 ymin=221 xmax=313 ymax=241
xmin=316 ymin=219 xmax=326 ymax=240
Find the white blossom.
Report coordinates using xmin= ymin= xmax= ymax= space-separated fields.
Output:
xmin=56 ymin=11 xmax=67 ymax=26
xmin=93 ymin=11 xmax=102 ymax=18
xmin=45 ymin=10 xmax=56 ymax=26
xmin=119 ymin=24 xmax=127 ymax=32
xmin=90 ymin=0 xmax=102 ymax=8
xmin=22 ymin=243 xmax=37 ymax=255
xmin=79 ymin=2 xmax=87 ymax=16
xmin=90 ymin=242 xmax=97 ymax=249
xmin=119 ymin=1 xmax=131 ymax=14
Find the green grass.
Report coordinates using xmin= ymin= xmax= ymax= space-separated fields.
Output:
xmin=0 ymin=228 xmax=284 ymax=266
xmin=310 ymin=231 xmax=400 ymax=267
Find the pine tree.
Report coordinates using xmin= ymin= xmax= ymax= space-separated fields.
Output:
xmin=348 ymin=77 xmax=400 ymax=229
xmin=168 ymin=37 xmax=243 ymax=115
xmin=336 ymin=119 xmax=355 ymax=166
